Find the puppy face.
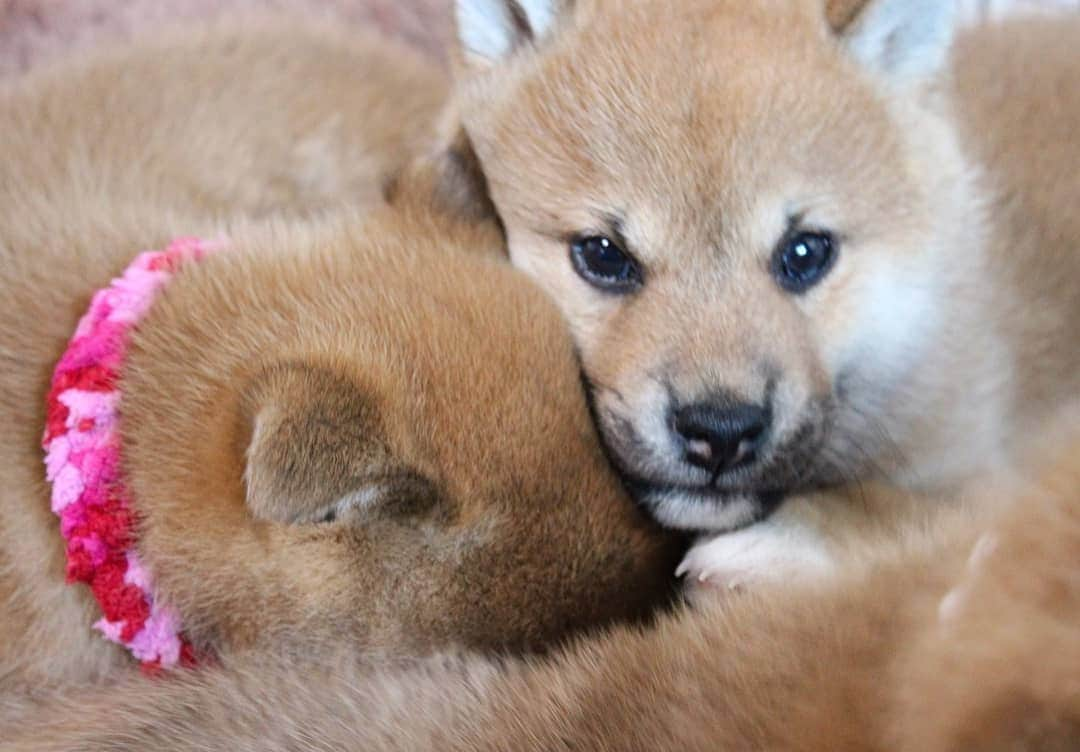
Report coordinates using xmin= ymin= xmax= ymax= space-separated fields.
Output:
xmin=452 ymin=0 xmax=964 ymax=530
xmin=120 ymin=206 xmax=681 ymax=658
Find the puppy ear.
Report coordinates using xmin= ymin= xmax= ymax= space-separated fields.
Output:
xmin=835 ymin=0 xmax=957 ymax=84
xmin=241 ymin=363 xmax=387 ymax=525
xmin=428 ymin=128 xmax=500 ymax=224
xmin=385 ymin=113 xmax=500 ymax=228
xmin=455 ymin=0 xmax=569 ymax=68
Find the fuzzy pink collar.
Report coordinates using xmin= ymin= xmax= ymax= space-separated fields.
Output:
xmin=42 ymin=237 xmax=221 ymax=672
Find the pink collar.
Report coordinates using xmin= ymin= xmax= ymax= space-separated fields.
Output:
xmin=42 ymin=237 xmax=221 ymax=672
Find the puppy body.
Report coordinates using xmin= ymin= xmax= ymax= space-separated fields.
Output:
xmin=1 ymin=19 xmax=446 ymax=688
xmin=0 ymin=21 xmax=678 ymax=694
xmin=445 ymin=2 xmax=1080 ymax=575
xmin=9 ymin=446 xmax=1078 ymax=751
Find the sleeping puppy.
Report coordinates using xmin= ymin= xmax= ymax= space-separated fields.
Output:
xmin=0 ymin=20 xmax=680 ymax=695
xmin=10 ymin=441 xmax=1077 ymax=751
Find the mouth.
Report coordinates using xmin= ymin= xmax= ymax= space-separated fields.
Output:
xmin=581 ymin=375 xmax=836 ymax=532
xmin=624 ymin=476 xmax=788 ymax=533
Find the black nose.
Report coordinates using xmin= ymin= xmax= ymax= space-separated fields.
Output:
xmin=673 ymin=401 xmax=769 ymax=473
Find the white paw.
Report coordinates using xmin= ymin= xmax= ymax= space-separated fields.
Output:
xmin=676 ymin=523 xmax=836 ymax=592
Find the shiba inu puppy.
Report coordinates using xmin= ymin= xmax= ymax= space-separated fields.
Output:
xmin=0 ymin=21 xmax=678 ymax=693
xmin=12 ymin=441 xmax=1078 ymax=751
xmin=437 ymin=0 xmax=1080 ymax=580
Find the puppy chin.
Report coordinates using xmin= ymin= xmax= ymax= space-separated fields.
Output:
xmin=642 ymin=488 xmax=763 ymax=533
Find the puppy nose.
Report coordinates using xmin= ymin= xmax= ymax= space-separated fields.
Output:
xmin=673 ymin=401 xmax=769 ymax=473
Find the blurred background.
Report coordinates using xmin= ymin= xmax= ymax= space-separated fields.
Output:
xmin=0 ymin=0 xmax=453 ymax=77
xmin=1 ymin=0 xmax=1078 ymax=78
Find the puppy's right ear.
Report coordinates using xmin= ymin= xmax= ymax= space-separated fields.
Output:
xmin=455 ymin=0 xmax=570 ymax=69
xmin=385 ymin=111 xmax=499 ymax=227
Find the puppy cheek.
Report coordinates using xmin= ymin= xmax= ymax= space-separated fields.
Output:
xmin=769 ymin=375 xmax=820 ymax=443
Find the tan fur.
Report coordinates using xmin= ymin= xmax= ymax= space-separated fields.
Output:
xmin=8 ymin=443 xmax=1077 ymax=751
xmin=0 ymin=20 xmax=680 ymax=694
xmin=444 ymin=0 xmax=1080 ymax=560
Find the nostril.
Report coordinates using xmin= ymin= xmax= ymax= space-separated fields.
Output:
xmin=684 ymin=437 xmax=716 ymax=465
xmin=673 ymin=401 xmax=769 ymax=473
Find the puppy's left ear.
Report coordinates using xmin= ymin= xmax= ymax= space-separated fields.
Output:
xmin=834 ymin=0 xmax=957 ymax=84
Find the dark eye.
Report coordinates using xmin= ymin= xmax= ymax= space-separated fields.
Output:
xmin=570 ymin=235 xmax=642 ymax=292
xmin=773 ymin=231 xmax=837 ymax=292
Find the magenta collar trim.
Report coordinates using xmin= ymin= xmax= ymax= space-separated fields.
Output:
xmin=42 ymin=237 xmax=221 ymax=672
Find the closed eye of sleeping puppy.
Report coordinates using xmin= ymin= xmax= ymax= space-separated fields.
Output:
xmin=9 ymin=441 xmax=1078 ymax=751
xmin=437 ymin=0 xmax=1080 ymax=582
xmin=0 ymin=20 xmax=681 ymax=698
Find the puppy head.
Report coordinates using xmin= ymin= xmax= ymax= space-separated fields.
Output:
xmin=119 ymin=206 xmax=681 ymax=658
xmin=449 ymin=0 xmax=971 ymax=530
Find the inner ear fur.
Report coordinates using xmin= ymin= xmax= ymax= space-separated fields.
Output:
xmin=453 ymin=0 xmax=574 ymax=69
xmin=241 ymin=362 xmax=387 ymax=525
xmin=828 ymin=0 xmax=957 ymax=82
